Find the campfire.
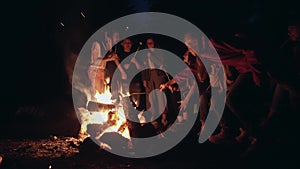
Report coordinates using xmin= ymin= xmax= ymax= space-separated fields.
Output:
xmin=77 ymin=79 xmax=131 ymax=149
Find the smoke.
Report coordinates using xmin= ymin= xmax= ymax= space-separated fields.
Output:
xmin=63 ymin=49 xmax=92 ymax=109
xmin=64 ymin=52 xmax=78 ymax=85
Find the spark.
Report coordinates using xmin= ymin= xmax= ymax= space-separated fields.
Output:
xmin=60 ymin=22 xmax=65 ymax=27
xmin=80 ymin=12 xmax=85 ymax=18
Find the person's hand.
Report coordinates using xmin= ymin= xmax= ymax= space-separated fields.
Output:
xmin=253 ymin=74 xmax=262 ymax=87
xmin=161 ymin=118 xmax=168 ymax=127
xmin=160 ymin=83 xmax=167 ymax=91
xmin=226 ymin=79 xmax=234 ymax=85
xmin=143 ymin=81 xmax=147 ymax=88
xmin=124 ymin=63 xmax=130 ymax=70
xmin=105 ymin=32 xmax=113 ymax=50
xmin=131 ymin=57 xmax=137 ymax=64
xmin=138 ymin=111 xmax=146 ymax=125
xmin=110 ymin=53 xmax=119 ymax=60
xmin=167 ymin=85 xmax=174 ymax=93
xmin=188 ymin=47 xmax=197 ymax=56
xmin=131 ymin=57 xmax=142 ymax=70
xmin=177 ymin=99 xmax=188 ymax=111
xmin=242 ymin=50 xmax=255 ymax=58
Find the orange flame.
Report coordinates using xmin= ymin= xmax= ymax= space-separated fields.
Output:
xmin=78 ymin=79 xmax=131 ymax=143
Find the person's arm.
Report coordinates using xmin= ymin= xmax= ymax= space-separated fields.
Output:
xmin=224 ymin=65 xmax=234 ymax=85
xmin=142 ymin=69 xmax=149 ymax=88
xmin=187 ymin=47 xmax=197 ymax=56
xmin=160 ymin=79 xmax=176 ymax=91
xmin=196 ymin=58 xmax=208 ymax=82
xmin=114 ymin=60 xmax=127 ymax=80
xmin=149 ymin=52 xmax=161 ymax=65
xmin=131 ymin=57 xmax=142 ymax=70
xmin=178 ymin=80 xmax=196 ymax=111
xmin=160 ymin=67 xmax=190 ymax=90
xmin=218 ymin=79 xmax=224 ymax=93
xmin=211 ymin=64 xmax=216 ymax=75
xmin=108 ymin=53 xmax=127 ymax=80
xmin=105 ymin=32 xmax=113 ymax=53
xmin=214 ymin=64 xmax=224 ymax=93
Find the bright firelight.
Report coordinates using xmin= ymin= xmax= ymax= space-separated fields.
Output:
xmin=78 ymin=80 xmax=131 ymax=144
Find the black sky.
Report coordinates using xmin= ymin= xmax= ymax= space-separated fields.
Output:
xmin=1 ymin=0 xmax=299 ymax=115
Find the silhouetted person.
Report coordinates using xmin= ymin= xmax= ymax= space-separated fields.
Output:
xmin=262 ymin=22 xmax=300 ymax=136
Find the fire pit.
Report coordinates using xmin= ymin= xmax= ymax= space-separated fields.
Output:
xmin=76 ymin=81 xmax=132 ymax=152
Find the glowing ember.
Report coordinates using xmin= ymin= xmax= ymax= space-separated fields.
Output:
xmin=98 ymin=107 xmax=131 ymax=139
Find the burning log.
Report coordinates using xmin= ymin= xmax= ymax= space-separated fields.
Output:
xmin=99 ymin=132 xmax=129 ymax=152
xmin=87 ymin=101 xmax=115 ymax=112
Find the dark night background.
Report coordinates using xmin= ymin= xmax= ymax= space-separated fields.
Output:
xmin=1 ymin=0 xmax=299 ymax=134
xmin=0 ymin=0 xmax=299 ymax=165
xmin=0 ymin=0 xmax=299 ymax=168
xmin=2 ymin=0 xmax=299 ymax=111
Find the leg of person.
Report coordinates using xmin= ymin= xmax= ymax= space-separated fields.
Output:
xmin=208 ymin=106 xmax=240 ymax=144
xmin=155 ymin=74 xmax=168 ymax=126
xmin=261 ymin=83 xmax=288 ymax=134
xmin=225 ymin=72 xmax=255 ymax=143
xmin=199 ymin=93 xmax=209 ymax=130
xmin=226 ymin=73 xmax=252 ymax=119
